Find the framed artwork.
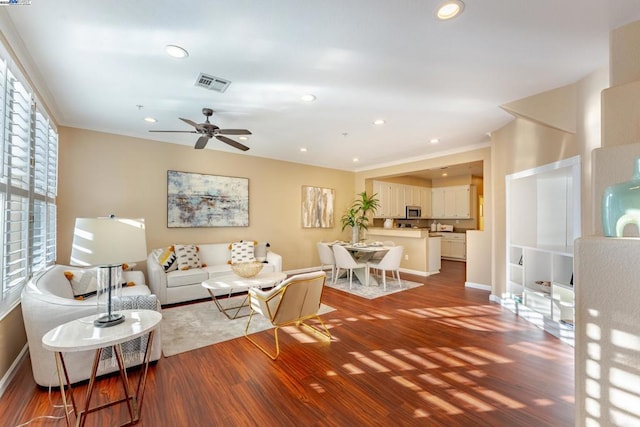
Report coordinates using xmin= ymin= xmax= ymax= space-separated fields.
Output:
xmin=301 ymin=186 xmax=334 ymax=228
xmin=167 ymin=170 xmax=249 ymax=228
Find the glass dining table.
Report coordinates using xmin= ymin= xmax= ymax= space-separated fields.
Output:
xmin=331 ymin=242 xmax=391 ymax=286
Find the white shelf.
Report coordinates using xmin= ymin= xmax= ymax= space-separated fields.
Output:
xmin=505 ymin=155 xmax=580 ymax=345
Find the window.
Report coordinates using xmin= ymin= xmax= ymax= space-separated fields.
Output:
xmin=0 ymin=43 xmax=58 ymax=318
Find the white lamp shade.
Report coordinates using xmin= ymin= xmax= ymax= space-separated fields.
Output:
xmin=70 ymin=217 xmax=147 ymax=266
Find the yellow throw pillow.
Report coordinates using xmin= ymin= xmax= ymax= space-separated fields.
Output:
xmin=156 ymin=246 xmax=177 ymax=272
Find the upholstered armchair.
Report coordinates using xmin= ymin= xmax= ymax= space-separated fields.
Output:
xmin=244 ymin=271 xmax=330 ymax=360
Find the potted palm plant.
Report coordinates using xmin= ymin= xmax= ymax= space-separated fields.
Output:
xmin=340 ymin=191 xmax=380 ymax=243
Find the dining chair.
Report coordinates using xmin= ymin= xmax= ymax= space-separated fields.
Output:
xmin=368 ymin=245 xmax=403 ymax=291
xmin=332 ymin=244 xmax=369 ymax=289
xmin=316 ymin=242 xmax=336 ymax=282
xmin=369 ymin=241 xmax=396 ymax=275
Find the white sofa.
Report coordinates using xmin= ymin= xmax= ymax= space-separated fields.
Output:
xmin=147 ymin=243 xmax=283 ymax=305
xmin=21 ymin=265 xmax=163 ymax=387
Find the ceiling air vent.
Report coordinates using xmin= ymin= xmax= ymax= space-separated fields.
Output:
xmin=194 ymin=73 xmax=231 ymax=93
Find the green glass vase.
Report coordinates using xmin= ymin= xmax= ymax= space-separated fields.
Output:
xmin=602 ymin=157 xmax=640 ymax=237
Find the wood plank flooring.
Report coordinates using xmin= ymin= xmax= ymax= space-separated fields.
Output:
xmin=1 ymin=261 xmax=574 ymax=426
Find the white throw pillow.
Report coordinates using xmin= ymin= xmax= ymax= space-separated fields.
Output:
xmin=230 ymin=241 xmax=256 ymax=264
xmin=64 ymin=268 xmax=99 ymax=300
xmin=174 ymin=244 xmax=202 ymax=270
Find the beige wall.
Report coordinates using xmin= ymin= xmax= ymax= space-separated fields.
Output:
xmin=490 ymin=118 xmax=578 ymax=298
xmin=57 ymin=127 xmax=356 ymax=271
xmin=0 ymin=305 xmax=27 ymax=387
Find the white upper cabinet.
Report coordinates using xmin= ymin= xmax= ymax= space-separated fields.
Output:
xmin=431 ymin=185 xmax=475 ymax=219
xmin=373 ymin=181 xmax=431 ymax=218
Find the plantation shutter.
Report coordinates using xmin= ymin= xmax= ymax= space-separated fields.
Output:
xmin=3 ymin=74 xmax=32 ymax=292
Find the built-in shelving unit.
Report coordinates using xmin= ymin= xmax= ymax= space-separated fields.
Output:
xmin=505 ymin=155 xmax=580 ymax=345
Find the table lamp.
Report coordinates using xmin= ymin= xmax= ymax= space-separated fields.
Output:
xmin=70 ymin=216 xmax=147 ymax=327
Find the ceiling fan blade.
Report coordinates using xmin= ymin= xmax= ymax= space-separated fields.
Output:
xmin=149 ymin=130 xmax=197 ymax=134
xmin=179 ymin=118 xmax=201 ymax=128
xmin=194 ymin=135 xmax=211 ymax=149
xmin=216 ymin=135 xmax=250 ymax=151
xmin=216 ymin=129 xmax=252 ymax=135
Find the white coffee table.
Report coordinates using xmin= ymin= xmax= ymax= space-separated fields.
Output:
xmin=42 ymin=309 xmax=162 ymax=427
xmin=202 ymin=271 xmax=286 ymax=319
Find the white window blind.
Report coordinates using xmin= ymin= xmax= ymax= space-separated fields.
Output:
xmin=0 ymin=44 xmax=58 ymax=317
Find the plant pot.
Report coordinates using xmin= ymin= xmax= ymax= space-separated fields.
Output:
xmin=351 ymin=227 xmax=359 ymax=244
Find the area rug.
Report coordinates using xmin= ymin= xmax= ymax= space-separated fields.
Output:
xmin=325 ymin=275 xmax=423 ymax=299
xmin=161 ymin=296 xmax=335 ymax=357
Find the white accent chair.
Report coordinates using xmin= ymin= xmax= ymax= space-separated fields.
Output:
xmin=368 ymin=245 xmax=403 ymax=291
xmin=316 ymin=242 xmax=336 ymax=282
xmin=244 ymin=271 xmax=331 ymax=360
xmin=332 ymin=244 xmax=369 ymax=288
xmin=21 ymin=265 xmax=162 ymax=386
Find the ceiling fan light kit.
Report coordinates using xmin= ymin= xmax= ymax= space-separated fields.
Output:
xmin=149 ymin=107 xmax=252 ymax=151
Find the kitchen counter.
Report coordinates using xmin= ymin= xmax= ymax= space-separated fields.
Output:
xmin=367 ymin=227 xmax=430 ymax=238
xmin=367 ymin=228 xmax=441 ymax=276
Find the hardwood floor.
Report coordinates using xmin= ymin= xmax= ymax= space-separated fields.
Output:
xmin=1 ymin=261 xmax=574 ymax=426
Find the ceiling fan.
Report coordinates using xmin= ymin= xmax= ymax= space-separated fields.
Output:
xmin=149 ymin=108 xmax=252 ymax=151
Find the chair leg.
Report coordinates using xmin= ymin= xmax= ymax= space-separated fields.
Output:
xmin=334 ymin=268 xmax=340 ymax=284
xmin=396 ymin=269 xmax=402 ymax=287
xmin=382 ymin=270 xmax=387 ymax=291
xmin=348 ymin=270 xmax=353 ymax=289
xmin=244 ymin=311 xmax=281 ymax=360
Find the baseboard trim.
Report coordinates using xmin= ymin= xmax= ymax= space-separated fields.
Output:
xmin=465 ymin=281 xmax=491 ymax=292
xmin=287 ymin=266 xmax=435 ymax=278
xmin=0 ymin=344 xmax=28 ymax=399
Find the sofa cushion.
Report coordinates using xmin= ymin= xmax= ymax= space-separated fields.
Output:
xmin=204 ymin=264 xmax=233 ymax=276
xmin=197 ymin=244 xmax=230 ymax=266
xmin=230 ymin=241 xmax=256 ymax=264
xmin=174 ymin=244 xmax=203 ymax=270
xmin=166 ymin=269 xmax=209 ymax=288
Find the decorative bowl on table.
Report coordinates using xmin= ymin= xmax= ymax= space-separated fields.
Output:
xmin=231 ymin=261 xmax=264 ymax=278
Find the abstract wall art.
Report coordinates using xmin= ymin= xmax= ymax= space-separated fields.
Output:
xmin=167 ymin=170 xmax=249 ymax=227
xmin=301 ymin=186 xmax=334 ymax=228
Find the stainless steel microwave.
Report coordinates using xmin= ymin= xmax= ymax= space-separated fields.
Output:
xmin=406 ymin=206 xmax=421 ymax=218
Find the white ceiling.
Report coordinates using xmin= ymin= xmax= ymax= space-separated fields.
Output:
xmin=4 ymin=1 xmax=640 ymax=172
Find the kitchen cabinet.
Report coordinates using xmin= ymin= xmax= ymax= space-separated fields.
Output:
xmin=373 ymin=181 xmax=430 ymax=218
xmin=431 ymin=185 xmax=475 ymax=219
xmin=440 ymin=232 xmax=466 ymax=260
xmin=372 ymin=181 xmax=404 ymax=218
xmin=506 ymin=155 xmax=580 ymax=345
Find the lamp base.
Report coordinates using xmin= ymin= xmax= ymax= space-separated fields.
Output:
xmin=94 ymin=312 xmax=125 ymax=328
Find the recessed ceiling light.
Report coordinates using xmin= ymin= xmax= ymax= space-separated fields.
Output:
xmin=300 ymin=147 xmax=307 ymax=152
xmin=442 ymin=172 xmax=448 ymax=177
xmin=353 ymin=158 xmax=359 ymax=163
xmin=436 ymin=0 xmax=465 ymax=20
xmin=144 ymin=117 xmax=157 ymax=123
xmin=430 ymin=138 xmax=440 ymax=144
xmin=301 ymin=94 xmax=316 ymax=102
xmin=165 ymin=44 xmax=189 ymax=59
xmin=373 ymin=119 xmax=385 ymax=125
xmin=238 ymin=136 xmax=248 ymax=141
